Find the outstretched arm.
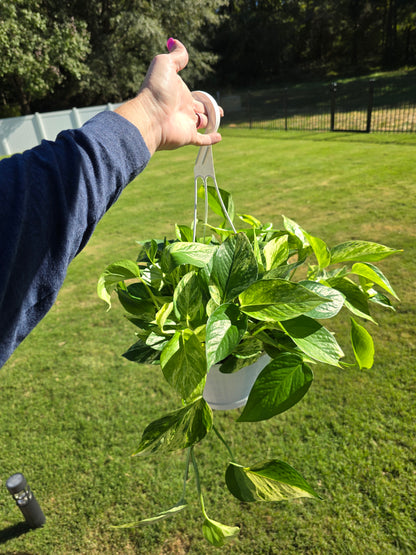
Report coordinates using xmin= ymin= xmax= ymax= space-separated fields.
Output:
xmin=0 ymin=38 xmax=222 ymax=368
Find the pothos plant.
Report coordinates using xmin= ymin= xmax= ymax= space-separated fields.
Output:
xmin=98 ymin=186 xmax=400 ymax=546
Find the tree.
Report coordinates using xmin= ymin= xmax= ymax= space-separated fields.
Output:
xmin=58 ymin=0 xmax=228 ymax=107
xmin=214 ymin=0 xmax=301 ymax=86
xmin=0 ymin=0 xmax=227 ymax=114
xmin=0 ymin=0 xmax=90 ymax=114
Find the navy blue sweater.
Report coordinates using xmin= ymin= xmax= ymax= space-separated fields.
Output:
xmin=0 ymin=111 xmax=150 ymax=368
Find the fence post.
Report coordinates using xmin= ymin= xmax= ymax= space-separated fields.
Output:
xmin=284 ymin=88 xmax=288 ymax=131
xmin=1 ymin=137 xmax=11 ymax=156
xmin=247 ymin=91 xmax=252 ymax=129
xmin=366 ymin=79 xmax=375 ymax=133
xmin=34 ymin=112 xmax=47 ymax=142
xmin=330 ymin=82 xmax=337 ymax=131
xmin=71 ymin=107 xmax=82 ymax=128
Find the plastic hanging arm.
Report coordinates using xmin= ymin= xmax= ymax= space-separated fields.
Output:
xmin=203 ymin=178 xmax=209 ymax=241
xmin=212 ymin=177 xmax=237 ymax=233
xmin=193 ymin=176 xmax=199 ymax=242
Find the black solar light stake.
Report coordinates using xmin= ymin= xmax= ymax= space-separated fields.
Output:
xmin=6 ymin=472 xmax=46 ymax=528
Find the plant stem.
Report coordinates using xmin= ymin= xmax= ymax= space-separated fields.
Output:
xmin=139 ymin=277 xmax=161 ymax=310
xmin=181 ymin=447 xmax=192 ymax=501
xmin=191 ymin=447 xmax=208 ymax=519
xmin=213 ymin=425 xmax=235 ymax=461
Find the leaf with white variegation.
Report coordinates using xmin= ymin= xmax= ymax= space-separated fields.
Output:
xmin=263 ymin=235 xmax=289 ymax=270
xmin=239 ymin=279 xmax=328 ymax=322
xmin=162 ymin=242 xmax=216 ymax=273
xmin=133 ymin=397 xmax=212 ymax=455
xmin=202 ymin=517 xmax=240 ymax=547
xmin=111 ymin=501 xmax=188 ymax=528
xmin=97 ymin=260 xmax=141 ymax=308
xmin=283 ymin=216 xmax=309 ymax=247
xmin=205 ymin=303 xmax=248 ymax=369
xmin=330 ymin=240 xmax=401 ymax=264
xmin=300 ymin=280 xmax=345 ymax=319
xmin=173 ymin=271 xmax=203 ymax=322
xmin=226 ymin=460 xmax=320 ymax=502
xmin=209 ymin=232 xmax=258 ymax=303
xmin=160 ymin=330 xmax=207 ymax=400
xmin=280 ymin=316 xmax=344 ymax=366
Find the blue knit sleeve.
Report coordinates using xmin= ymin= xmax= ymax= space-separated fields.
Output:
xmin=0 ymin=110 xmax=151 ymax=368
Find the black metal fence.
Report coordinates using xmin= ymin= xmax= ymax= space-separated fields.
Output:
xmin=221 ymin=79 xmax=416 ymax=133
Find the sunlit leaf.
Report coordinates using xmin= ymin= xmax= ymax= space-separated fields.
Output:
xmin=156 ymin=302 xmax=174 ymax=332
xmin=350 ymin=317 xmax=375 ymax=369
xmin=282 ymin=216 xmax=309 ymax=248
xmin=133 ymin=398 xmax=212 ymax=455
xmin=239 ymin=279 xmax=328 ymax=322
xmin=146 ymin=331 xmax=169 ymax=352
xmin=175 ymin=224 xmax=194 ymax=242
xmin=263 ymin=235 xmax=289 ymax=270
xmin=330 ymin=241 xmax=401 ymax=264
xmin=238 ymin=213 xmax=262 ymax=228
xmin=327 ymin=277 xmax=377 ymax=323
xmin=173 ymin=271 xmax=203 ymax=322
xmin=202 ymin=517 xmax=240 ymax=547
xmin=306 ymin=234 xmax=331 ymax=268
xmin=209 ymin=232 xmax=258 ymax=303
xmin=280 ymin=316 xmax=344 ymax=366
xmin=368 ymin=290 xmax=395 ymax=310
xmin=351 ymin=262 xmax=399 ymax=299
xmin=160 ymin=330 xmax=207 ymax=399
xmin=199 ymin=185 xmax=235 ymax=223
xmin=111 ymin=501 xmax=188 ymax=528
xmin=300 ymin=280 xmax=345 ymax=319
xmin=162 ymin=242 xmax=216 ymax=273
xmin=226 ymin=460 xmax=320 ymax=502
xmin=238 ymin=353 xmax=313 ymax=422
xmin=205 ymin=303 xmax=248 ymax=369
xmin=97 ymin=260 xmax=140 ymax=308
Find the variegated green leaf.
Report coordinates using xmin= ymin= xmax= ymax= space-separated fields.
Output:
xmin=226 ymin=460 xmax=320 ymax=502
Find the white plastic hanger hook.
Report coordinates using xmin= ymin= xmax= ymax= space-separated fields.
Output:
xmin=191 ymin=91 xmax=221 ymax=134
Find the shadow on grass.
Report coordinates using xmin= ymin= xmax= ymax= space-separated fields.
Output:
xmin=0 ymin=521 xmax=34 ymax=551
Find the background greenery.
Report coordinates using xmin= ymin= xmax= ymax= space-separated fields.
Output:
xmin=1 ymin=0 xmax=415 ymax=116
xmin=0 ymin=129 xmax=415 ymax=554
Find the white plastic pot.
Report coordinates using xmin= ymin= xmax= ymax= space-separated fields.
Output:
xmin=203 ymin=354 xmax=271 ymax=411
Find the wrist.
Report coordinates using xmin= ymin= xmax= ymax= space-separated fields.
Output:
xmin=115 ymin=90 xmax=163 ymax=156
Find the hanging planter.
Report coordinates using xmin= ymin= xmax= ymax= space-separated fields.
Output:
xmin=203 ymin=354 xmax=270 ymax=411
xmin=98 ymin=185 xmax=400 ymax=546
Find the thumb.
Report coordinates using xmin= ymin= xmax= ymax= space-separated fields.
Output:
xmin=166 ymin=37 xmax=189 ymax=72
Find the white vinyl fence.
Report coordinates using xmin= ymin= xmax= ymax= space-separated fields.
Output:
xmin=0 ymin=103 xmax=122 ymax=157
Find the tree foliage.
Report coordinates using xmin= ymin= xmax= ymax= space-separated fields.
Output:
xmin=73 ymin=0 xmax=228 ymax=106
xmin=215 ymin=0 xmax=416 ymax=86
xmin=0 ymin=0 xmax=228 ymax=114
xmin=0 ymin=0 xmax=415 ymax=114
xmin=0 ymin=0 xmax=90 ymax=114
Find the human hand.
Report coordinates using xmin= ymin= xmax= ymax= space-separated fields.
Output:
xmin=116 ymin=38 xmax=223 ymax=154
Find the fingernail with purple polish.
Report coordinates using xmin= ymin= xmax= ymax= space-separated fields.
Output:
xmin=167 ymin=37 xmax=175 ymax=51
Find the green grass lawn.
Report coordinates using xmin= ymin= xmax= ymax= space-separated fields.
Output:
xmin=1 ymin=129 xmax=415 ymax=554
